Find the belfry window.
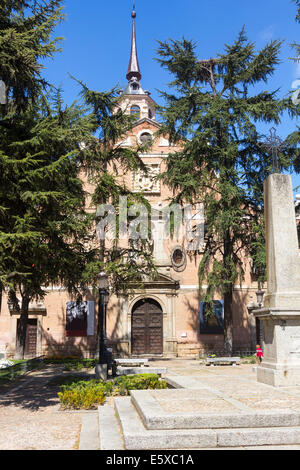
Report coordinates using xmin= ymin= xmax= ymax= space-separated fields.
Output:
xmin=131 ymin=105 xmax=140 ymax=120
xmin=131 ymin=82 xmax=140 ymax=92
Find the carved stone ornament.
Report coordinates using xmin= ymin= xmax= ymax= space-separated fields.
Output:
xmin=132 ymin=164 xmax=160 ymax=193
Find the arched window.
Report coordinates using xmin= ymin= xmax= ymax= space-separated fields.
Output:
xmin=139 ymin=132 xmax=152 ymax=144
xmin=130 ymin=105 xmax=140 ymax=120
xmin=131 ymin=82 xmax=140 ymax=92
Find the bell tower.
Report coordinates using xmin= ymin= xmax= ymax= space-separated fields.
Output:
xmin=120 ymin=4 xmax=157 ymax=122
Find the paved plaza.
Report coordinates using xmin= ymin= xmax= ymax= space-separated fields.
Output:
xmin=1 ymin=359 xmax=300 ymax=450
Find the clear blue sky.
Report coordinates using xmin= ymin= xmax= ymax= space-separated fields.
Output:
xmin=43 ymin=0 xmax=300 ymax=190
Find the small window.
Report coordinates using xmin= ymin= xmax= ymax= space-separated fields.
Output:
xmin=171 ymin=246 xmax=186 ymax=271
xmin=140 ymin=132 xmax=152 ymax=143
xmin=173 ymin=249 xmax=184 ymax=266
xmin=131 ymin=105 xmax=140 ymax=120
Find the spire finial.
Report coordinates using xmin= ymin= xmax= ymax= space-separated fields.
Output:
xmin=132 ymin=2 xmax=136 ymax=18
xmin=127 ymin=1 xmax=141 ymax=82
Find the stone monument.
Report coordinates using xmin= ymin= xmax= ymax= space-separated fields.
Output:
xmin=254 ymin=174 xmax=300 ymax=387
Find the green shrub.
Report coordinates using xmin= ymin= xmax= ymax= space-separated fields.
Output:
xmin=44 ymin=357 xmax=97 ymax=371
xmin=58 ymin=380 xmax=107 ymax=410
xmin=113 ymin=374 xmax=167 ymax=394
xmin=57 ymin=374 xmax=167 ymax=409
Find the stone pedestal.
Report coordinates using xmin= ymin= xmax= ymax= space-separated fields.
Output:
xmin=95 ymin=364 xmax=108 ymax=381
xmin=254 ymin=174 xmax=300 ymax=387
xmin=255 ymin=308 xmax=300 ymax=387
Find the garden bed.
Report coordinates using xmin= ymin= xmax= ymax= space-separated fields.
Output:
xmin=56 ymin=374 xmax=167 ymax=410
xmin=0 ymin=357 xmax=44 ymax=389
xmin=43 ymin=357 xmax=97 ymax=371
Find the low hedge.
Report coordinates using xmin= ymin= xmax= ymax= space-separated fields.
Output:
xmin=44 ymin=357 xmax=97 ymax=371
xmin=57 ymin=373 xmax=167 ymax=410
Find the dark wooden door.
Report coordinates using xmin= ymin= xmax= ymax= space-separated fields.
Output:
xmin=131 ymin=299 xmax=163 ymax=355
xmin=18 ymin=319 xmax=37 ymax=357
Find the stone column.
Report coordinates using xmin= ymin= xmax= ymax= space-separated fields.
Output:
xmin=254 ymin=174 xmax=300 ymax=387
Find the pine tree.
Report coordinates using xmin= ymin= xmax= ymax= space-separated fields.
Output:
xmin=0 ymin=0 xmax=67 ymax=358
xmin=0 ymin=1 xmax=156 ymax=358
xmin=156 ymin=30 xmax=298 ymax=355
xmin=0 ymin=0 xmax=64 ymax=116
xmin=0 ymin=91 xmax=97 ymax=358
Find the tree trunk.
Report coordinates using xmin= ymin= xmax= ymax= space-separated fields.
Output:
xmin=223 ymin=287 xmax=233 ymax=356
xmin=15 ymin=297 xmax=30 ymax=360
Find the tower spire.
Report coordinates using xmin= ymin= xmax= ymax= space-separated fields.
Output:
xmin=126 ymin=3 xmax=142 ymax=82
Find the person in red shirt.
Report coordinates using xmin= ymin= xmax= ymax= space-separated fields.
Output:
xmin=256 ymin=344 xmax=263 ymax=365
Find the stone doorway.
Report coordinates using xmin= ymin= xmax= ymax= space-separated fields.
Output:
xmin=131 ymin=298 xmax=163 ymax=355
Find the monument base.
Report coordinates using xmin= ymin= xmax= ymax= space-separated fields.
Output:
xmin=254 ymin=308 xmax=300 ymax=388
xmin=257 ymin=363 xmax=300 ymax=387
xmin=95 ymin=364 xmax=108 ymax=381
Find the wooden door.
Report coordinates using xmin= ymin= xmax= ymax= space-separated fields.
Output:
xmin=131 ymin=299 xmax=163 ymax=355
xmin=18 ymin=319 xmax=37 ymax=357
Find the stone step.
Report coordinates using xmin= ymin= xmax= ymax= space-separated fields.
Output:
xmin=114 ymin=397 xmax=300 ymax=450
xmin=116 ymin=367 xmax=167 ymax=376
xmin=98 ymin=404 xmax=124 ymax=450
xmin=130 ymin=389 xmax=300 ymax=430
xmin=115 ymin=359 xmax=149 ymax=366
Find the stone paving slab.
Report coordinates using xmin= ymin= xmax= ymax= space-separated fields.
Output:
xmin=114 ymin=397 xmax=217 ymax=450
xmin=114 ymin=396 xmax=300 ymax=450
xmin=130 ymin=389 xmax=300 ymax=430
xmin=99 ymin=404 xmax=124 ymax=450
xmin=0 ymin=366 xmax=82 ymax=450
xmin=117 ymin=367 xmax=167 ymax=376
xmin=79 ymin=413 xmax=99 ymax=450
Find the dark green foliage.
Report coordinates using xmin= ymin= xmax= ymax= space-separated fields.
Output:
xmin=156 ymin=29 xmax=298 ymax=354
xmin=113 ymin=373 xmax=167 ymax=393
xmin=0 ymin=0 xmax=64 ymax=114
xmin=0 ymin=1 xmax=156 ymax=359
xmin=43 ymin=357 xmax=97 ymax=370
xmin=0 ymin=89 xmax=97 ymax=357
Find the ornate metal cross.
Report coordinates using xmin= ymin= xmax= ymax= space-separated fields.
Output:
xmin=261 ymin=127 xmax=286 ymax=174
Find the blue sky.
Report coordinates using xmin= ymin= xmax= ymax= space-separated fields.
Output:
xmin=43 ymin=0 xmax=300 ymax=190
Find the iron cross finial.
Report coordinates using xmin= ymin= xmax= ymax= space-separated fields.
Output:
xmin=262 ymin=127 xmax=286 ymax=174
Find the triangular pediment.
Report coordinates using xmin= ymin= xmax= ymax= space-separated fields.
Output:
xmin=130 ymin=271 xmax=180 ymax=290
xmin=132 ymin=117 xmax=161 ymax=130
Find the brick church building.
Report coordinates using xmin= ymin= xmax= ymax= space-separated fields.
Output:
xmin=0 ymin=8 xmax=260 ymax=360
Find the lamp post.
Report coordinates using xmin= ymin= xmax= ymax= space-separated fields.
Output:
xmin=95 ymin=271 xmax=109 ymax=380
xmin=256 ymin=288 xmax=265 ymax=350
xmin=256 ymin=289 xmax=265 ymax=308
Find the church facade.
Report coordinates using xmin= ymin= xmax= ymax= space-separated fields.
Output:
xmin=0 ymin=9 xmax=259 ymax=360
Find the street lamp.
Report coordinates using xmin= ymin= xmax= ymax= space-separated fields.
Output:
xmin=255 ymin=288 xmax=265 ymax=351
xmin=96 ymin=271 xmax=110 ymax=379
xmin=256 ymin=289 xmax=265 ymax=308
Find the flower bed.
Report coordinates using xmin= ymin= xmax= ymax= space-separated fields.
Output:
xmin=57 ymin=373 xmax=167 ymax=410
